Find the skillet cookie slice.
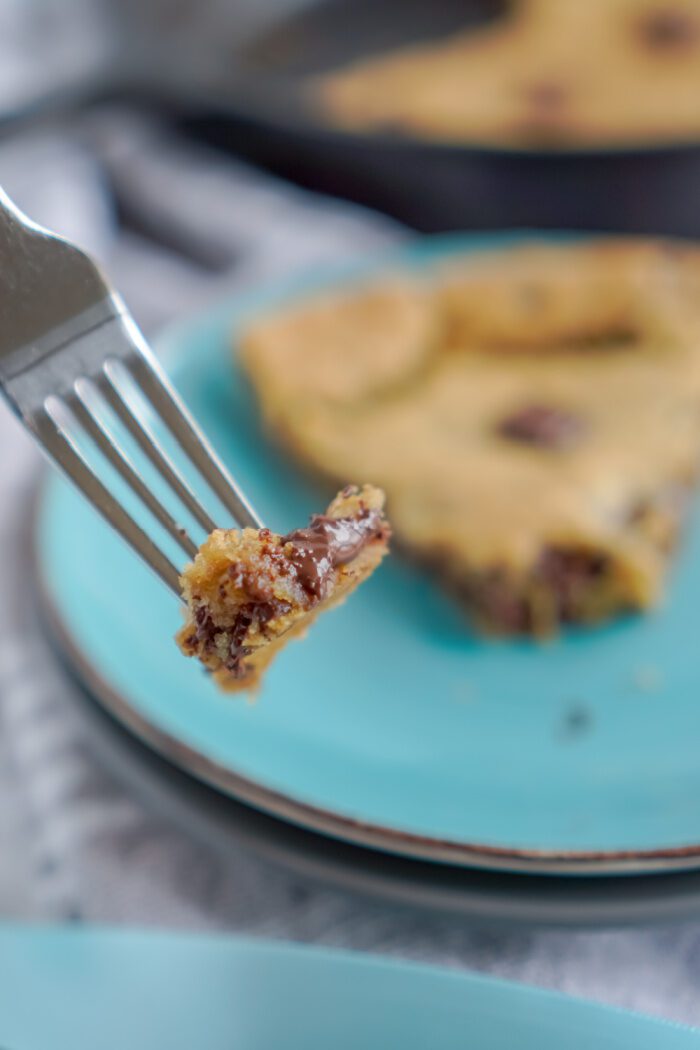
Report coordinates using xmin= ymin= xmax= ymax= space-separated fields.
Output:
xmin=239 ymin=240 xmax=700 ymax=636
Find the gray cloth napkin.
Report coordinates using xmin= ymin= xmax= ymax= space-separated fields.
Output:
xmin=1 ymin=113 xmax=700 ymax=1027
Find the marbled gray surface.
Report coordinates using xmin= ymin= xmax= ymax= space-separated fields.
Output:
xmin=1 ymin=113 xmax=699 ymax=1028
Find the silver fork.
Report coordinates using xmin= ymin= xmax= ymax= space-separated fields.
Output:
xmin=0 ymin=187 xmax=262 ymax=597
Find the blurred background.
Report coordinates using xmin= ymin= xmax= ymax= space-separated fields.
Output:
xmin=3 ymin=0 xmax=700 ymax=1030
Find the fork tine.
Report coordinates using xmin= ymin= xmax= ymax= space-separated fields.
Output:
xmin=0 ymin=185 xmax=264 ymax=604
xmin=127 ymin=347 xmax=263 ymax=530
xmin=68 ymin=380 xmax=198 ymax=560
xmin=98 ymin=363 xmax=218 ymax=536
xmin=36 ymin=402 xmax=182 ymax=597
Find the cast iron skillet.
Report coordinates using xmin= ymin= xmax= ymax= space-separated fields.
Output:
xmin=20 ymin=0 xmax=700 ymax=236
xmin=110 ymin=0 xmax=700 ymax=235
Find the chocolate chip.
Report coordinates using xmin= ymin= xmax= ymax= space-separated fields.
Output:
xmin=497 ymin=405 xmax=585 ymax=449
xmin=639 ymin=9 xmax=699 ymax=47
xmin=224 ymin=599 xmax=292 ymax=675
xmin=536 ymin=547 xmax=608 ymax=621
xmin=524 ymin=82 xmax=568 ymax=110
xmin=475 ymin=571 xmax=531 ymax=632
xmin=194 ymin=607 xmax=218 ymax=651
xmin=229 ymin=605 xmax=254 ymax=650
xmin=539 ymin=547 xmax=608 ymax=582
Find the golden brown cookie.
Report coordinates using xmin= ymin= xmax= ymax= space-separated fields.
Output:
xmin=177 ymin=485 xmax=390 ymax=690
xmin=314 ymin=0 xmax=700 ymax=148
xmin=239 ymin=238 xmax=700 ymax=635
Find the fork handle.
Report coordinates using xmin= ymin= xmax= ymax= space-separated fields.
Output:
xmin=0 ymin=187 xmax=111 ymax=364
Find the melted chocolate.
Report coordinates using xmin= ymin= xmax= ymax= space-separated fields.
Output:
xmin=497 ymin=404 xmax=585 ymax=449
xmin=194 ymin=606 xmax=218 ymax=651
xmin=472 ymin=547 xmax=611 ymax=633
xmin=284 ymin=508 xmax=385 ymax=600
xmin=474 ymin=569 xmax=531 ymax=633
xmin=536 ymin=547 xmax=609 ymax=622
xmin=640 ymin=8 xmax=698 ymax=47
xmin=225 ymin=599 xmax=291 ymax=676
xmin=191 ymin=504 xmax=387 ymax=679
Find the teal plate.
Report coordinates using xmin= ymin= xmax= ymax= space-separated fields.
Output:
xmin=34 ymin=234 xmax=700 ymax=875
xmin=1 ymin=926 xmax=698 ymax=1049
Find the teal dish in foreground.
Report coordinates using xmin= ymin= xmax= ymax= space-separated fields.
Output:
xmin=35 ymin=233 xmax=700 ymax=873
xmin=1 ymin=926 xmax=698 ymax=1049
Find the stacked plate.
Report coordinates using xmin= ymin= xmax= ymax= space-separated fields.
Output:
xmin=4 ymin=926 xmax=697 ymax=1049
